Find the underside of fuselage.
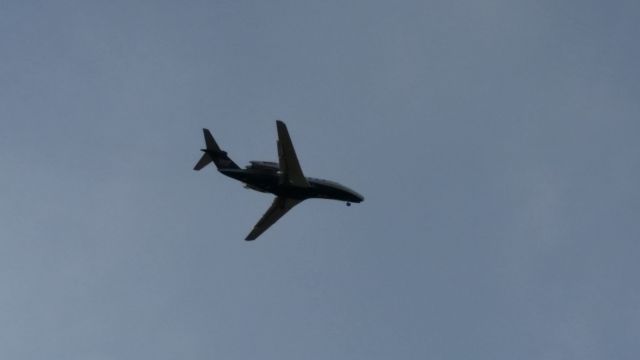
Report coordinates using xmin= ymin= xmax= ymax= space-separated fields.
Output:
xmin=218 ymin=167 xmax=363 ymax=203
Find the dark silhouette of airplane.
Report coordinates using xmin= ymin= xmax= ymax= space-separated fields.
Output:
xmin=194 ymin=120 xmax=364 ymax=241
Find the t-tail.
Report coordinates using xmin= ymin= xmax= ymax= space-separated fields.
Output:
xmin=193 ymin=128 xmax=240 ymax=170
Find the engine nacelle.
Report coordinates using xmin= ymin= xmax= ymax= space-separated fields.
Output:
xmin=246 ymin=161 xmax=280 ymax=172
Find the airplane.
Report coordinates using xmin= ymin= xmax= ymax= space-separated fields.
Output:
xmin=194 ymin=120 xmax=364 ymax=241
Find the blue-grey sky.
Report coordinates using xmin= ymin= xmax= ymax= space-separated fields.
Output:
xmin=1 ymin=1 xmax=639 ymax=359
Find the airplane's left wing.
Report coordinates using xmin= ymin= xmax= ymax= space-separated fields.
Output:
xmin=276 ymin=120 xmax=310 ymax=187
xmin=245 ymin=197 xmax=303 ymax=241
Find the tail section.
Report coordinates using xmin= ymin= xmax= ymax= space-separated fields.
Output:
xmin=193 ymin=151 xmax=213 ymax=170
xmin=194 ymin=128 xmax=240 ymax=170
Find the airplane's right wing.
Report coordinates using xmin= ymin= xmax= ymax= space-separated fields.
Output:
xmin=245 ymin=196 xmax=303 ymax=241
xmin=276 ymin=120 xmax=310 ymax=187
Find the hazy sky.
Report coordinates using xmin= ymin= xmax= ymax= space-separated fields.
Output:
xmin=1 ymin=1 xmax=639 ymax=359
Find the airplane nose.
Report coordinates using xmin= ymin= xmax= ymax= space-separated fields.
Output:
xmin=352 ymin=192 xmax=364 ymax=203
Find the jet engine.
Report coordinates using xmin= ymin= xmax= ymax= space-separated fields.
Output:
xmin=246 ymin=161 xmax=280 ymax=172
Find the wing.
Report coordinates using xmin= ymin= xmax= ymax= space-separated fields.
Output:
xmin=276 ymin=120 xmax=310 ymax=187
xmin=245 ymin=197 xmax=304 ymax=241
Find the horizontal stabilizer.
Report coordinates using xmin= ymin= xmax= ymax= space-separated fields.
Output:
xmin=193 ymin=153 xmax=212 ymax=170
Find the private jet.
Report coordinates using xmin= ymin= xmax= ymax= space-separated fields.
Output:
xmin=194 ymin=120 xmax=364 ymax=241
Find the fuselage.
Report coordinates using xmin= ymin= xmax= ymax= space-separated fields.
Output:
xmin=219 ymin=165 xmax=364 ymax=204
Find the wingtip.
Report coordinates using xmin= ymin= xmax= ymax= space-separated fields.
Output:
xmin=245 ymin=228 xmax=258 ymax=241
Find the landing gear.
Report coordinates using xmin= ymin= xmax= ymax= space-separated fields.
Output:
xmin=346 ymin=202 xmax=351 ymax=207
